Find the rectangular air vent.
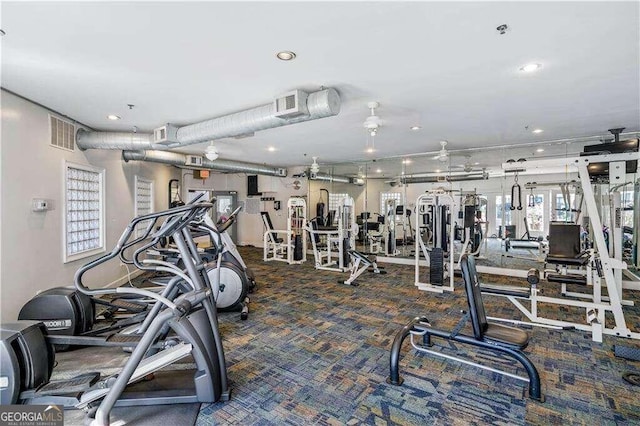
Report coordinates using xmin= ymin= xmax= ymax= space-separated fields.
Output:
xmin=185 ymin=155 xmax=203 ymax=167
xmin=273 ymin=90 xmax=309 ymax=119
xmin=50 ymin=115 xmax=75 ymax=151
xmin=153 ymin=124 xmax=179 ymax=146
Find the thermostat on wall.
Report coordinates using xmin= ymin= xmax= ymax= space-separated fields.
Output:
xmin=32 ymin=198 xmax=50 ymax=212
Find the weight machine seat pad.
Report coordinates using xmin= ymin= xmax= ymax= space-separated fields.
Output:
xmin=546 ymin=274 xmax=587 ymax=285
xmin=483 ymin=323 xmax=530 ymax=349
xmin=546 ymin=256 xmax=588 ymax=266
xmin=348 ymin=250 xmax=372 ymax=265
xmin=480 ymin=284 xmax=530 ymax=298
xmin=317 ymin=225 xmax=339 ymax=232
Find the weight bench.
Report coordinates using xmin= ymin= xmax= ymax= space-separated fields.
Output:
xmin=388 ymin=254 xmax=543 ymax=401
xmin=340 ymin=250 xmax=386 ymax=286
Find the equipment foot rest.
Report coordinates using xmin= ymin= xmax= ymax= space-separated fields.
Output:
xmin=106 ymin=334 xmax=143 ymax=344
xmin=26 ymin=373 xmax=100 ymax=397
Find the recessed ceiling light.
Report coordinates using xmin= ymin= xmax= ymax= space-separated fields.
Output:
xmin=276 ymin=51 xmax=296 ymax=61
xmin=267 ymin=146 xmax=276 ymax=152
xmin=402 ymin=159 xmax=411 ymax=164
xmin=536 ymin=148 xmax=545 ymax=152
xmin=107 ymin=114 xmax=121 ymax=120
xmin=520 ymin=63 xmax=542 ymax=73
xmin=435 ymin=169 xmax=441 ymax=173
xmin=376 ymin=169 xmax=382 ymax=173
xmin=410 ymin=126 xmax=421 ymax=131
xmin=532 ymin=128 xmax=544 ymax=134
xmin=366 ymin=148 xmax=375 ymax=154
xmin=474 ymin=162 xmax=480 ymax=165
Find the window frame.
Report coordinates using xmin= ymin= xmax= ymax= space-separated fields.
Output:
xmin=62 ymin=161 xmax=106 ymax=263
xmin=134 ymin=176 xmax=154 ymax=238
xmin=380 ymin=192 xmax=403 ymax=216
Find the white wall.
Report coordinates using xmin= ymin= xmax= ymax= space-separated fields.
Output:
xmin=0 ymin=91 xmax=179 ymax=321
xmin=185 ymin=166 xmax=309 ymax=247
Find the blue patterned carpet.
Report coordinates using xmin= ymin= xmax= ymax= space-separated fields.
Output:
xmin=196 ymin=247 xmax=640 ymax=425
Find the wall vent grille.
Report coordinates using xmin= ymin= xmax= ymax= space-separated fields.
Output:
xmin=50 ymin=115 xmax=75 ymax=151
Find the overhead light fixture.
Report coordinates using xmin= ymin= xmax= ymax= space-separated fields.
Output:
xmin=267 ymin=146 xmax=276 ymax=152
xmin=205 ymin=143 xmax=219 ymax=161
xmin=376 ymin=169 xmax=382 ymax=173
xmin=402 ymin=159 xmax=411 ymax=164
xmin=435 ymin=169 xmax=441 ymax=173
xmin=107 ymin=114 xmax=121 ymax=120
xmin=410 ymin=126 xmax=421 ymax=131
xmin=520 ymin=63 xmax=542 ymax=73
xmin=276 ymin=51 xmax=296 ymax=61
xmin=310 ymin=157 xmax=320 ymax=174
xmin=474 ymin=162 xmax=480 ymax=165
xmin=532 ymin=128 xmax=544 ymax=134
xmin=366 ymin=148 xmax=375 ymax=154
xmin=536 ymin=148 xmax=545 ymax=153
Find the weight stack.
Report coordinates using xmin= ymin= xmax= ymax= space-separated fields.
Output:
xmin=293 ymin=235 xmax=303 ymax=261
xmin=429 ymin=248 xmax=444 ymax=286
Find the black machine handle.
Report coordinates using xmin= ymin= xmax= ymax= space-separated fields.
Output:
xmin=217 ymin=205 xmax=243 ymax=234
xmin=119 ymin=195 xmax=214 ymax=264
xmin=75 ymin=200 xmax=214 ymax=297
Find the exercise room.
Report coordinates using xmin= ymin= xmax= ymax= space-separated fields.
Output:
xmin=1 ymin=1 xmax=640 ymax=425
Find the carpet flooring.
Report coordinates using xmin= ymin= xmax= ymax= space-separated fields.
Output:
xmin=52 ymin=246 xmax=640 ymax=425
xmin=197 ymin=247 xmax=640 ymax=425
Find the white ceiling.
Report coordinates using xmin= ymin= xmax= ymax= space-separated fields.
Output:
xmin=2 ymin=2 xmax=639 ymax=173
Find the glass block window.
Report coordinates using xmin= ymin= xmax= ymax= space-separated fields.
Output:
xmin=380 ymin=192 xmax=402 ymax=216
xmin=328 ymin=193 xmax=349 ymax=212
xmin=135 ymin=176 xmax=154 ymax=238
xmin=64 ymin=162 xmax=105 ymax=262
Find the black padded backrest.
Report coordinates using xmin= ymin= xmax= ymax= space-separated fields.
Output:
xmin=548 ymin=223 xmax=581 ymax=258
xmin=460 ymin=254 xmax=488 ymax=339
xmin=327 ymin=210 xmax=336 ymax=226
xmin=260 ymin=211 xmax=279 ymax=241
xmin=309 ymin=218 xmax=321 ymax=243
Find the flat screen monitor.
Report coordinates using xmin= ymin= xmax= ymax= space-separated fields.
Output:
xmin=581 ymin=138 xmax=638 ymax=177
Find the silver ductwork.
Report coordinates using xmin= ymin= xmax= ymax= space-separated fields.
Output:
xmin=76 ymin=130 xmax=168 ymax=151
xmin=77 ymin=88 xmax=340 ymax=151
xmin=122 ymin=150 xmax=287 ymax=177
xmin=391 ymin=173 xmax=488 ymax=186
xmin=176 ymin=88 xmax=340 ymax=145
xmin=309 ymin=172 xmax=364 ymax=185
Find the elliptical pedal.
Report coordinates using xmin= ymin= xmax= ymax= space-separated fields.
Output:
xmin=22 ymin=372 xmax=100 ymax=397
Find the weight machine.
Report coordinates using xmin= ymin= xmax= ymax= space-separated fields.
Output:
xmin=384 ymin=198 xmax=398 ymax=256
xmin=262 ymin=197 xmax=307 ymax=264
xmin=488 ymin=151 xmax=640 ymax=342
xmin=455 ymin=191 xmax=487 ymax=264
xmin=307 ymin=196 xmax=357 ymax=272
xmin=415 ymin=190 xmax=456 ymax=293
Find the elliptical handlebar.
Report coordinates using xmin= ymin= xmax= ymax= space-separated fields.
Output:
xmin=217 ymin=205 xmax=243 ymax=234
xmin=74 ymin=200 xmax=214 ymax=304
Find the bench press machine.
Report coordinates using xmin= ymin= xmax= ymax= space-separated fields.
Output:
xmin=490 ymin=151 xmax=640 ymax=342
xmin=388 ymin=254 xmax=543 ymax=401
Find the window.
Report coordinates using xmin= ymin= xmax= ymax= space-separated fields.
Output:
xmin=134 ymin=176 xmax=154 ymax=237
xmin=554 ymin=193 xmax=576 ymax=223
xmin=495 ymin=195 xmax=512 ymax=236
xmin=329 ymin=193 xmax=349 ymax=212
xmin=64 ymin=162 xmax=105 ymax=263
xmin=328 ymin=193 xmax=349 ymax=226
xmin=380 ymin=192 xmax=402 ymax=216
xmin=526 ymin=194 xmax=544 ymax=232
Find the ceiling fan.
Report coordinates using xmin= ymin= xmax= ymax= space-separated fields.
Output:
xmin=450 ymin=155 xmax=487 ymax=173
xmin=432 ymin=141 xmax=449 ymax=162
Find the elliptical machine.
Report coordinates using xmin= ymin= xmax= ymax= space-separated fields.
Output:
xmin=1 ymin=200 xmax=231 ymax=425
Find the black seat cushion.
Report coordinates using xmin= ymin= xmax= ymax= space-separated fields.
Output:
xmin=483 ymin=323 xmax=530 ymax=349
xmin=546 ymin=256 xmax=588 ymax=266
